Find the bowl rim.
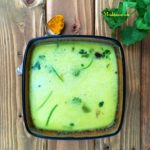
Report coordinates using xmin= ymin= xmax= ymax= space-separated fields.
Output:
xmin=22 ymin=35 xmax=126 ymax=140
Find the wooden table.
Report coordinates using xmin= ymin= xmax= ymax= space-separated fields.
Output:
xmin=0 ymin=0 xmax=150 ymax=149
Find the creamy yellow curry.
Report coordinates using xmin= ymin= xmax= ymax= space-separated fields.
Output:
xmin=29 ymin=40 xmax=118 ymax=132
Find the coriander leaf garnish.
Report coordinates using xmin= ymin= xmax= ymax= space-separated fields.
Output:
xmin=99 ymin=101 xmax=104 ymax=107
xmin=72 ymin=47 xmax=75 ymax=51
xmin=82 ymin=104 xmax=91 ymax=113
xmin=102 ymin=50 xmax=111 ymax=58
xmin=79 ymin=49 xmax=87 ymax=54
xmin=32 ymin=61 xmax=41 ymax=70
xmin=89 ymin=49 xmax=94 ymax=53
xmin=73 ymin=69 xmax=80 ymax=76
xmin=38 ymin=85 xmax=41 ymax=87
xmin=106 ymin=64 xmax=110 ymax=68
xmin=39 ymin=55 xmax=46 ymax=59
xmin=38 ymin=91 xmax=53 ymax=110
xmin=79 ymin=49 xmax=89 ymax=57
xmin=46 ymin=104 xmax=58 ymax=126
xmin=72 ymin=97 xmax=82 ymax=104
xmin=95 ymin=52 xmax=102 ymax=58
xmin=51 ymin=66 xmax=64 ymax=82
xmin=73 ymin=58 xmax=93 ymax=76
xmin=70 ymin=123 xmax=75 ymax=127
xmin=82 ymin=58 xmax=93 ymax=70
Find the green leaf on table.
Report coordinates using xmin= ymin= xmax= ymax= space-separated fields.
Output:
xmin=102 ymin=8 xmax=128 ymax=29
xmin=136 ymin=0 xmax=147 ymax=16
xmin=122 ymin=1 xmax=137 ymax=13
xmin=102 ymin=3 xmax=128 ymax=29
xmin=120 ymin=1 xmax=137 ymax=12
xmin=135 ymin=17 xmax=150 ymax=30
xmin=144 ymin=5 xmax=150 ymax=24
xmin=143 ymin=0 xmax=150 ymax=5
xmin=102 ymin=1 xmax=137 ymax=30
xmin=121 ymin=26 xmax=148 ymax=45
xmin=101 ymin=0 xmax=150 ymax=46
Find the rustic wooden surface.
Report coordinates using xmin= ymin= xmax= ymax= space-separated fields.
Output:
xmin=0 ymin=0 xmax=149 ymax=150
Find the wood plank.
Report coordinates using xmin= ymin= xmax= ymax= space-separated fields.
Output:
xmin=46 ymin=0 xmax=95 ymax=149
xmin=47 ymin=140 xmax=94 ymax=150
xmin=46 ymin=0 xmax=94 ymax=35
xmin=141 ymin=35 xmax=150 ymax=150
xmin=0 ymin=0 xmax=46 ymax=149
xmin=95 ymin=0 xmax=141 ymax=149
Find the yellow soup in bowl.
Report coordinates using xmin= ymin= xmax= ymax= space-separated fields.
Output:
xmin=29 ymin=40 xmax=118 ymax=132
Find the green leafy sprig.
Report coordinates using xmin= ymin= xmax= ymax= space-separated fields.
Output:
xmin=102 ymin=0 xmax=150 ymax=46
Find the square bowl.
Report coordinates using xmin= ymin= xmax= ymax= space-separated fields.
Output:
xmin=22 ymin=35 xmax=125 ymax=139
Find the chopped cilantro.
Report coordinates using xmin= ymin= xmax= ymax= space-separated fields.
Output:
xmin=82 ymin=54 xmax=89 ymax=58
xmin=99 ymin=101 xmax=104 ymax=107
xmin=46 ymin=104 xmax=58 ymax=126
xmin=73 ymin=69 xmax=80 ymax=76
xmin=72 ymin=97 xmax=82 ymax=104
xmin=38 ymin=85 xmax=41 ymax=87
xmin=82 ymin=105 xmax=91 ymax=113
xmin=106 ymin=64 xmax=110 ymax=68
xmin=51 ymin=66 xmax=64 ymax=82
xmin=82 ymin=58 xmax=93 ymax=70
xmin=39 ymin=55 xmax=46 ymax=59
xmin=79 ymin=49 xmax=87 ymax=54
xmin=102 ymin=50 xmax=111 ymax=58
xmin=95 ymin=52 xmax=102 ymax=58
xmin=79 ymin=49 xmax=89 ymax=58
xmin=38 ymin=91 xmax=53 ymax=110
xmin=81 ymin=64 xmax=84 ymax=67
xmin=73 ymin=58 xmax=93 ymax=77
xmin=89 ymin=49 xmax=94 ymax=53
xmin=70 ymin=123 xmax=75 ymax=127
xmin=32 ymin=61 xmax=41 ymax=70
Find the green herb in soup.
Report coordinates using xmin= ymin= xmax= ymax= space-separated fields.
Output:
xmin=29 ymin=41 xmax=118 ymax=132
